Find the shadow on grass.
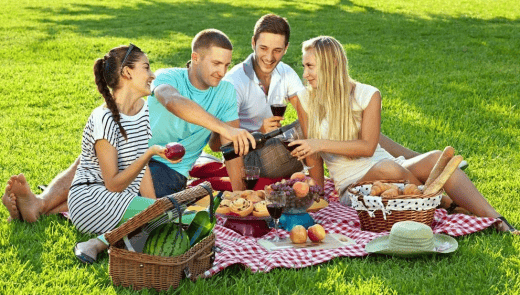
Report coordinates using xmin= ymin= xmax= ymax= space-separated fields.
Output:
xmin=23 ymin=0 xmax=520 ymax=156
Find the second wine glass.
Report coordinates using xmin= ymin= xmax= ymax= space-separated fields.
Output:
xmin=266 ymin=191 xmax=286 ymax=242
xmin=243 ymin=166 xmax=260 ymax=190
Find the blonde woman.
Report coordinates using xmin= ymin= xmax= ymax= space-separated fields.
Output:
xmin=290 ymin=36 xmax=517 ymax=233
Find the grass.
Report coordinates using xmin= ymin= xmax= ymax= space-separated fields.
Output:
xmin=1 ymin=0 xmax=519 ymax=294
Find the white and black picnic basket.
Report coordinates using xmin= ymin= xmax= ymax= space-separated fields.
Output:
xmin=347 ymin=180 xmax=443 ymax=232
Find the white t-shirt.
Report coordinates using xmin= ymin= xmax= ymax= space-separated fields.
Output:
xmin=223 ymin=53 xmax=305 ymax=131
xmin=298 ymin=83 xmax=404 ymax=196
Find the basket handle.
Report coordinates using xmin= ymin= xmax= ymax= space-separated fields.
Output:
xmin=196 ymin=251 xmax=215 ymax=261
xmin=167 ymin=196 xmax=183 ymax=225
xmin=105 ymin=182 xmax=213 ymax=245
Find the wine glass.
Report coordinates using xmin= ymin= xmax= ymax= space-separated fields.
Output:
xmin=280 ymin=128 xmax=313 ymax=173
xmin=266 ymin=191 xmax=286 ymax=242
xmin=243 ymin=166 xmax=260 ymax=190
xmin=270 ymin=95 xmax=288 ymax=118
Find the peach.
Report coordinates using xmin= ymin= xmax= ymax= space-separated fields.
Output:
xmin=293 ymin=182 xmax=309 ymax=198
xmin=290 ymin=225 xmax=308 ymax=244
xmin=307 ymin=224 xmax=326 ymax=242
xmin=290 ymin=172 xmax=306 ymax=180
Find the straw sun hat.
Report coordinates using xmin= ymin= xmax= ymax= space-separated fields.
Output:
xmin=365 ymin=221 xmax=458 ymax=256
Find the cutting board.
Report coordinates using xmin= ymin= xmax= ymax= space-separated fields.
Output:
xmin=257 ymin=233 xmax=356 ymax=251
xmin=189 ymin=194 xmax=329 ymax=213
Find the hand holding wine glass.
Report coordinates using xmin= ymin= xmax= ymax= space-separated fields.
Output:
xmin=266 ymin=191 xmax=286 ymax=242
xmin=280 ymin=127 xmax=313 ymax=172
xmin=270 ymin=94 xmax=288 ymax=118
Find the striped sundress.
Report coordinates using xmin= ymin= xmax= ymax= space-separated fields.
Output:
xmin=68 ymin=101 xmax=151 ymax=234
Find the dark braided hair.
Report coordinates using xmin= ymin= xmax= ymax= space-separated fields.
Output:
xmin=93 ymin=44 xmax=144 ymax=141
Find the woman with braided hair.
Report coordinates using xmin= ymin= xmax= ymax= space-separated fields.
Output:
xmin=61 ymin=44 xmax=182 ymax=263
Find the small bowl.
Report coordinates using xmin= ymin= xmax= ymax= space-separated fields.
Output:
xmin=283 ymin=191 xmax=321 ymax=214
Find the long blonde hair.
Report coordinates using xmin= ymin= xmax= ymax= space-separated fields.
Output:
xmin=302 ymin=36 xmax=361 ymax=141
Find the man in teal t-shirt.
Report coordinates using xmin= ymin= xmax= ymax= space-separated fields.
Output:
xmin=147 ymin=29 xmax=254 ymax=197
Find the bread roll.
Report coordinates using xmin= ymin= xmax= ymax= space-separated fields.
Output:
xmin=229 ymin=198 xmax=254 ymax=217
xmin=252 ymin=201 xmax=269 ymax=217
xmin=216 ymin=199 xmax=232 ymax=214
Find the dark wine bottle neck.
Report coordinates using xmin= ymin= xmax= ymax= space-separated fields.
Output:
xmin=264 ymin=127 xmax=284 ymax=140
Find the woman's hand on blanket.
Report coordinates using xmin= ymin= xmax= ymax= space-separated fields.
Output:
xmin=151 ymin=145 xmax=183 ymax=164
xmin=290 ymin=139 xmax=321 ymax=161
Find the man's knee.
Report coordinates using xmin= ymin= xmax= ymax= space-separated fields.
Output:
xmin=149 ymin=160 xmax=187 ymax=198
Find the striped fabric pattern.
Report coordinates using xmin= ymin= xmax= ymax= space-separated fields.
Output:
xmin=68 ymin=103 xmax=151 ymax=234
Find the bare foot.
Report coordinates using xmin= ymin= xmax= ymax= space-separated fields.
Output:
xmin=9 ymin=174 xmax=43 ymax=223
xmin=494 ymin=217 xmax=520 ymax=235
xmin=2 ymin=180 xmax=21 ymax=222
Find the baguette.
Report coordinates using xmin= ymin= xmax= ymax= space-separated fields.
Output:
xmin=424 ymin=146 xmax=455 ymax=187
xmin=424 ymin=155 xmax=463 ymax=195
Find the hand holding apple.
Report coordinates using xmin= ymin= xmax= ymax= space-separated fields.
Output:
xmin=165 ymin=142 xmax=185 ymax=161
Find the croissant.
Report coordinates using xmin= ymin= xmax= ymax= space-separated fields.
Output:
xmin=381 ymin=188 xmax=399 ymax=198
xmin=370 ymin=181 xmax=385 ymax=196
xmin=403 ymin=184 xmax=422 ymax=195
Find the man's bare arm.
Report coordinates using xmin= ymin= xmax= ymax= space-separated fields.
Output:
xmin=219 ymin=119 xmax=245 ymax=191
xmin=154 ymin=84 xmax=255 ymax=155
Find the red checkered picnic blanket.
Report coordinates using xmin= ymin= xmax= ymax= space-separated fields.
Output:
xmin=203 ymin=179 xmax=499 ymax=277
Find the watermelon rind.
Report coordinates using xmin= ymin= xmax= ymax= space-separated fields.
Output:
xmin=143 ymin=223 xmax=190 ymax=257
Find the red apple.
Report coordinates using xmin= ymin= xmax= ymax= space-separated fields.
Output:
xmin=290 ymin=225 xmax=308 ymax=244
xmin=165 ymin=142 xmax=185 ymax=160
xmin=307 ymin=224 xmax=326 ymax=242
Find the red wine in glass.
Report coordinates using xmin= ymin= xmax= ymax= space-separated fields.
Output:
xmin=270 ymin=104 xmax=287 ymax=117
xmin=267 ymin=203 xmax=285 ymax=219
xmin=281 ymin=140 xmax=298 ymax=152
xmin=243 ymin=176 xmax=259 ymax=190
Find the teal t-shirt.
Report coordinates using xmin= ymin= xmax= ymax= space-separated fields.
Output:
xmin=148 ymin=68 xmax=238 ymax=177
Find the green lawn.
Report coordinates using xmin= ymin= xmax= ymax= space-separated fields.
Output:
xmin=1 ymin=0 xmax=519 ymax=294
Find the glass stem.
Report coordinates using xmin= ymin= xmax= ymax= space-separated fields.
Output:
xmin=274 ymin=219 xmax=279 ymax=239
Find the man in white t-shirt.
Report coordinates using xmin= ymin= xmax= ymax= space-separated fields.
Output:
xmin=207 ymin=14 xmax=468 ymax=180
xmin=212 ymin=14 xmax=306 ymax=178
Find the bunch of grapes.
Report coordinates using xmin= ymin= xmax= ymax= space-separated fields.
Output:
xmin=267 ymin=177 xmax=325 ymax=211
xmin=308 ymin=185 xmax=324 ymax=198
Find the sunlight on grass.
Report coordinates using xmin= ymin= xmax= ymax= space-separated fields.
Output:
xmin=1 ymin=0 xmax=519 ymax=294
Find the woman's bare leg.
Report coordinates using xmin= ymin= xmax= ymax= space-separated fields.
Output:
xmin=403 ymin=152 xmax=514 ymax=232
xmin=359 ymin=159 xmax=422 ymax=185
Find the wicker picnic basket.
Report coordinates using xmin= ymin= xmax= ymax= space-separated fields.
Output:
xmin=105 ymin=182 xmax=216 ymax=291
xmin=347 ymin=180 xmax=443 ymax=233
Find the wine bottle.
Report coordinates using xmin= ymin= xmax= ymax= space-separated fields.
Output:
xmin=220 ymin=125 xmax=288 ymax=161
xmin=185 ymin=191 xmax=224 ymax=246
